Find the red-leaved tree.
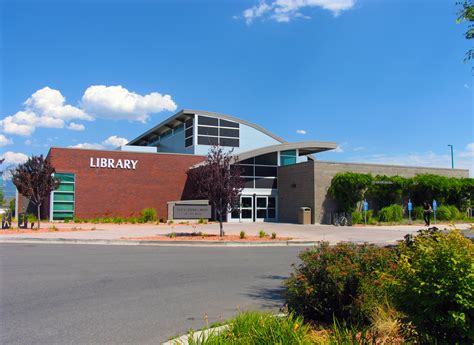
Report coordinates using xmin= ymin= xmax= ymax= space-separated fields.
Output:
xmin=12 ymin=155 xmax=59 ymax=229
xmin=187 ymin=146 xmax=244 ymax=237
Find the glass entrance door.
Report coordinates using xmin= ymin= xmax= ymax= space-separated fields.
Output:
xmin=240 ymin=196 xmax=253 ymax=222
xmin=255 ymin=196 xmax=268 ymax=221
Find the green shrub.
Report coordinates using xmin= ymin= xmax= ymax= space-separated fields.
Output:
xmin=159 ymin=217 xmax=165 ymax=223
xmin=271 ymin=232 xmax=277 ymax=240
xmin=140 ymin=208 xmax=157 ymax=222
xmin=435 ymin=205 xmax=451 ymax=221
xmin=413 ymin=206 xmax=424 ymax=220
xmin=393 ymin=229 xmax=474 ymax=343
xmin=285 ymin=242 xmax=397 ymax=325
xmin=27 ymin=213 xmax=38 ymax=223
xmin=258 ymin=230 xmax=266 ymax=238
xmin=198 ymin=218 xmax=208 ymax=224
xmin=378 ymin=205 xmax=403 ymax=222
xmin=188 ymin=311 xmax=313 ymax=344
xmin=351 ymin=211 xmax=363 ymax=224
xmin=169 ymin=232 xmax=176 ymax=238
xmin=239 ymin=231 xmax=245 ymax=239
xmin=447 ymin=205 xmax=460 ymax=220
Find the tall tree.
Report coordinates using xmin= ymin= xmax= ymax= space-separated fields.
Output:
xmin=12 ymin=155 xmax=59 ymax=229
xmin=187 ymin=146 xmax=244 ymax=237
xmin=457 ymin=1 xmax=474 ymax=60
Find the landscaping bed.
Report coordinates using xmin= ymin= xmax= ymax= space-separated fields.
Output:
xmin=122 ymin=233 xmax=290 ymax=242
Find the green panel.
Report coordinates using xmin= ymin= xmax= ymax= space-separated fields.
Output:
xmin=54 ymin=193 xmax=74 ymax=201
xmin=280 ymin=156 xmax=296 ymax=166
xmin=53 ymin=202 xmax=74 ymax=211
xmin=53 ymin=212 xmax=74 ymax=220
xmin=280 ymin=150 xmax=296 ymax=156
xmin=55 ymin=173 xmax=75 ymax=182
xmin=56 ymin=183 xmax=75 ymax=192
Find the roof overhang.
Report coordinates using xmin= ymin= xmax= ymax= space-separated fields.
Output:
xmin=235 ymin=141 xmax=337 ymax=163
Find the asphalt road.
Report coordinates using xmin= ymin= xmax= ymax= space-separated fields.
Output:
xmin=0 ymin=244 xmax=305 ymax=344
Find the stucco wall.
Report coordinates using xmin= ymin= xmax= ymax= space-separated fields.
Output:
xmin=279 ymin=160 xmax=469 ymax=224
xmin=278 ymin=161 xmax=315 ymax=224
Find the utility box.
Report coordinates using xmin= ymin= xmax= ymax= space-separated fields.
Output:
xmin=298 ymin=207 xmax=311 ymax=225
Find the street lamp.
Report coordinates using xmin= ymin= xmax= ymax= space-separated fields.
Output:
xmin=448 ymin=144 xmax=454 ymax=169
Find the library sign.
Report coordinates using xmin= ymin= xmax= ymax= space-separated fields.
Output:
xmin=89 ymin=157 xmax=139 ymax=170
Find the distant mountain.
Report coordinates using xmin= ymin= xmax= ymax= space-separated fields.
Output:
xmin=1 ymin=180 xmax=16 ymax=198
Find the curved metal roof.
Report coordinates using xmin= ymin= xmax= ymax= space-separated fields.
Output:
xmin=127 ymin=109 xmax=286 ymax=146
xmin=235 ymin=141 xmax=337 ymax=162
xmin=191 ymin=141 xmax=337 ymax=168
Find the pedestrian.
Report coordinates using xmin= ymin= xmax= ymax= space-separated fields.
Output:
xmin=423 ymin=201 xmax=432 ymax=227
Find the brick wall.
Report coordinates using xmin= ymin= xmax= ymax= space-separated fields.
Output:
xmin=46 ymin=148 xmax=205 ymax=219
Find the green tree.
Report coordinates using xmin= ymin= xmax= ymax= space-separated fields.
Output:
xmin=457 ymin=1 xmax=474 ymax=60
xmin=328 ymin=172 xmax=373 ymax=212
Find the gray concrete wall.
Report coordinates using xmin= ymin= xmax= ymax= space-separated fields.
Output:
xmin=313 ymin=161 xmax=469 ymax=223
xmin=278 ymin=160 xmax=469 ymax=224
xmin=278 ymin=161 xmax=316 ymax=224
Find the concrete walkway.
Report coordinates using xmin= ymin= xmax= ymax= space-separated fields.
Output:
xmin=1 ymin=222 xmax=470 ymax=246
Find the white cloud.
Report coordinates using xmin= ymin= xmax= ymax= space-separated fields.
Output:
xmin=0 ymin=134 xmax=13 ymax=147
xmin=464 ymin=83 xmax=470 ymax=89
xmin=353 ymin=146 xmax=364 ymax=152
xmin=67 ymin=122 xmax=85 ymax=131
xmin=296 ymin=129 xmax=307 ymax=135
xmin=81 ymin=85 xmax=177 ymax=123
xmin=241 ymin=0 xmax=356 ymax=24
xmin=0 ymin=87 xmax=92 ymax=136
xmin=69 ymin=135 xmax=129 ymax=150
xmin=102 ymin=135 xmax=128 ymax=147
xmin=1 ymin=151 xmax=28 ymax=166
xmin=334 ymin=144 xmax=344 ymax=153
xmin=68 ymin=142 xmax=105 ymax=150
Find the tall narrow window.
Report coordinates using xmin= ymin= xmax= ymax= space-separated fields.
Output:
xmin=52 ymin=173 xmax=75 ymax=220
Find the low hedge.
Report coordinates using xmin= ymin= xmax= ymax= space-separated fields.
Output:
xmin=378 ymin=204 xmax=403 ymax=222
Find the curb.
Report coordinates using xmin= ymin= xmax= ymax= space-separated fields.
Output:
xmin=0 ymin=237 xmax=322 ymax=247
xmin=163 ymin=324 xmax=230 ymax=345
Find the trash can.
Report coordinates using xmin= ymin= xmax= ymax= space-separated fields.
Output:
xmin=298 ymin=207 xmax=311 ymax=225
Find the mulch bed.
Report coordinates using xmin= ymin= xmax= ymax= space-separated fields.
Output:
xmin=0 ymin=227 xmax=94 ymax=234
xmin=122 ymin=233 xmax=290 ymax=242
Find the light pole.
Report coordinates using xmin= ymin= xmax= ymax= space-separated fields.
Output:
xmin=448 ymin=144 xmax=454 ymax=169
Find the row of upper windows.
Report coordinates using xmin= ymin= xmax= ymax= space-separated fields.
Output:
xmin=195 ymin=115 xmax=240 ymax=148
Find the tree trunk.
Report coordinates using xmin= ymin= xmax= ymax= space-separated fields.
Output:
xmin=219 ymin=213 xmax=224 ymax=237
xmin=37 ymin=203 xmax=41 ymax=229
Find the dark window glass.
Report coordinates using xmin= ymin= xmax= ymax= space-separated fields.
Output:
xmin=219 ymin=128 xmax=239 ymax=138
xmin=235 ymin=165 xmax=254 ymax=176
xmin=185 ymin=127 xmax=193 ymax=138
xmin=268 ymin=197 xmax=276 ymax=208
xmin=255 ymin=166 xmax=277 ymax=177
xmin=257 ymin=209 xmax=267 ymax=219
xmin=241 ymin=209 xmax=252 ymax=219
xmin=268 ymin=209 xmax=276 ymax=219
xmin=198 ymin=126 xmax=219 ymax=136
xmin=243 ymin=178 xmax=254 ymax=188
xmin=185 ymin=118 xmax=194 ymax=128
xmin=281 ymin=149 xmax=296 ymax=156
xmin=256 ymin=197 xmax=267 ymax=208
xmin=219 ymin=138 xmax=239 ymax=147
xmin=198 ymin=136 xmax=219 ymax=146
xmin=185 ymin=137 xmax=193 ymax=147
xmin=219 ymin=119 xmax=239 ymax=128
xmin=255 ymin=152 xmax=278 ymax=166
xmin=241 ymin=196 xmax=253 ymax=208
xmin=198 ymin=115 xmax=218 ymax=126
xmin=239 ymin=158 xmax=254 ymax=165
xmin=255 ymin=178 xmax=277 ymax=189
xmin=231 ymin=210 xmax=240 ymax=219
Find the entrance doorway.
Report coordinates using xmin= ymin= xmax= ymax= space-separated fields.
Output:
xmin=231 ymin=195 xmax=277 ymax=222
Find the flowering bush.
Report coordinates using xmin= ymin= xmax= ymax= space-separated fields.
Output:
xmin=285 ymin=242 xmax=397 ymax=324
xmin=393 ymin=229 xmax=474 ymax=343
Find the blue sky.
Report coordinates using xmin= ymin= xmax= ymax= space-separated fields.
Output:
xmin=1 ymin=0 xmax=473 ymax=180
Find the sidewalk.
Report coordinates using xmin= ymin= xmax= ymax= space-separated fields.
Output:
xmin=1 ymin=221 xmax=470 ymax=246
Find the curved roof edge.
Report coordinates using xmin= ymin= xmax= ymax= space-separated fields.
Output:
xmin=128 ymin=109 xmax=287 ymax=145
xmin=236 ymin=141 xmax=337 ymax=162
xmin=191 ymin=141 xmax=337 ymax=168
